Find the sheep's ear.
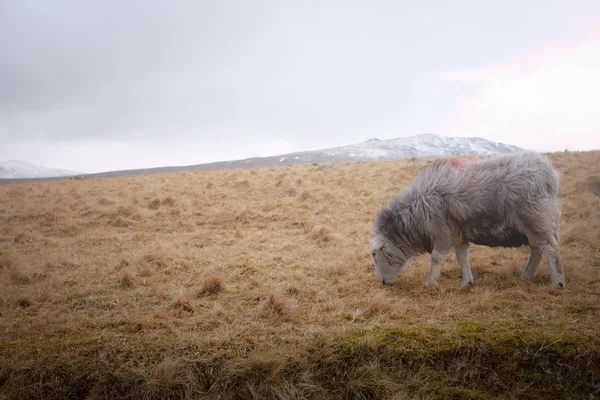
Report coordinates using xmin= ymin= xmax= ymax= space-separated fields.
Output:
xmin=370 ymin=236 xmax=384 ymax=251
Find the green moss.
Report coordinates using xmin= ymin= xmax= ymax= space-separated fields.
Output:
xmin=553 ymin=332 xmax=593 ymax=356
xmin=345 ymin=320 xmax=597 ymax=359
xmin=338 ymin=321 xmax=600 ymax=399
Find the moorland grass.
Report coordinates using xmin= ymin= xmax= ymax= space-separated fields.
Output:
xmin=1 ymin=151 xmax=599 ymax=399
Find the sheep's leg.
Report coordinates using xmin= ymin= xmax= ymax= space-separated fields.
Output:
xmin=426 ymin=246 xmax=450 ymax=285
xmin=454 ymin=242 xmax=473 ymax=287
xmin=521 ymin=246 xmax=542 ymax=281
xmin=540 ymin=239 xmax=565 ymax=288
xmin=519 ymin=202 xmax=563 ymax=287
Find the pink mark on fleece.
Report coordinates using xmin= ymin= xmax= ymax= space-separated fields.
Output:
xmin=449 ymin=158 xmax=471 ymax=167
xmin=430 ymin=158 xmax=475 ymax=170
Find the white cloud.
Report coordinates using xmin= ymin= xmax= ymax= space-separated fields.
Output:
xmin=440 ymin=31 xmax=600 ymax=152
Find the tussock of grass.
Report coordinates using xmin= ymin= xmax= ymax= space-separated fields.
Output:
xmin=196 ymin=275 xmax=227 ymax=297
xmin=13 ymin=232 xmax=30 ymax=244
xmin=109 ymin=216 xmax=132 ymax=228
xmin=8 ymin=261 xmax=32 ymax=285
xmin=285 ymin=285 xmax=300 ymax=296
xmin=362 ymin=291 xmax=393 ymax=318
xmin=148 ymin=198 xmax=161 ymax=210
xmin=258 ymin=293 xmax=294 ymax=317
xmin=16 ymin=297 xmax=32 ymax=308
xmin=173 ymin=291 xmax=194 ymax=313
xmin=0 ymin=151 xmax=599 ymax=398
xmin=143 ymin=358 xmax=189 ymax=396
xmin=141 ymin=253 xmax=170 ymax=270
xmin=309 ymin=225 xmax=337 ymax=243
xmin=161 ymin=196 xmax=176 ymax=206
xmin=98 ymin=197 xmax=114 ymax=206
xmin=468 ymin=288 xmax=497 ymax=312
xmin=119 ymin=270 xmax=134 ymax=288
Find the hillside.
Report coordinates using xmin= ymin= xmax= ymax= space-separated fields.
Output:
xmin=0 ymin=151 xmax=599 ymax=399
xmin=0 ymin=160 xmax=81 ymax=179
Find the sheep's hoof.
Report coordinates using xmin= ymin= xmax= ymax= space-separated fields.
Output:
xmin=520 ymin=274 xmax=534 ymax=282
xmin=461 ymin=280 xmax=474 ymax=288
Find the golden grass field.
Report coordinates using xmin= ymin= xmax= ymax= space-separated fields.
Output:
xmin=1 ymin=151 xmax=599 ymax=399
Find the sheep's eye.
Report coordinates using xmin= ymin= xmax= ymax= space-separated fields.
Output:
xmin=371 ymin=252 xmax=376 ymax=257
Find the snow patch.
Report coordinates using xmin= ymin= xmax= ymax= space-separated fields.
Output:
xmin=305 ymin=134 xmax=521 ymax=163
xmin=0 ymin=160 xmax=82 ymax=179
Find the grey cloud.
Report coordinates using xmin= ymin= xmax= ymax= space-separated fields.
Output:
xmin=1 ymin=0 xmax=599 ymax=170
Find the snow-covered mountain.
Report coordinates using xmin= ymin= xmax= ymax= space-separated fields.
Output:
xmin=275 ymin=133 xmax=522 ymax=164
xmin=0 ymin=160 xmax=81 ymax=179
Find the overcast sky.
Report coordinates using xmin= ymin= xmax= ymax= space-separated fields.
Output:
xmin=1 ymin=1 xmax=599 ymax=173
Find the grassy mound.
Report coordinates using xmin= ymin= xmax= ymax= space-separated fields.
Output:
xmin=1 ymin=322 xmax=598 ymax=399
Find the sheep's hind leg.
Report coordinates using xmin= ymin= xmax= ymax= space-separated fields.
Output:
xmin=454 ymin=242 xmax=473 ymax=287
xmin=521 ymin=246 xmax=542 ymax=281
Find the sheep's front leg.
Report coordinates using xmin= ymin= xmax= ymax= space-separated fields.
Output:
xmin=454 ymin=242 xmax=473 ymax=287
xmin=426 ymin=245 xmax=450 ymax=285
xmin=540 ymin=239 xmax=565 ymax=288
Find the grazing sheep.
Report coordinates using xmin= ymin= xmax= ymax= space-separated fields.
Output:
xmin=370 ymin=152 xmax=564 ymax=287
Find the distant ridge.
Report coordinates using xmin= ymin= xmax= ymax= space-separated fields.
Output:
xmin=0 ymin=134 xmax=522 ymax=184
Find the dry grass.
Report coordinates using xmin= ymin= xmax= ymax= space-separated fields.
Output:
xmin=196 ymin=275 xmax=227 ymax=297
xmin=1 ymin=151 xmax=600 ymax=399
xmin=257 ymin=292 xmax=296 ymax=317
xmin=173 ymin=290 xmax=194 ymax=313
xmin=119 ymin=270 xmax=135 ymax=288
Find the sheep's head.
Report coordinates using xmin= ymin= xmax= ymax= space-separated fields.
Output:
xmin=370 ymin=235 xmax=410 ymax=285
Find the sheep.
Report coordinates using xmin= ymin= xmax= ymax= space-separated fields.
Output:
xmin=370 ymin=152 xmax=565 ymax=287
